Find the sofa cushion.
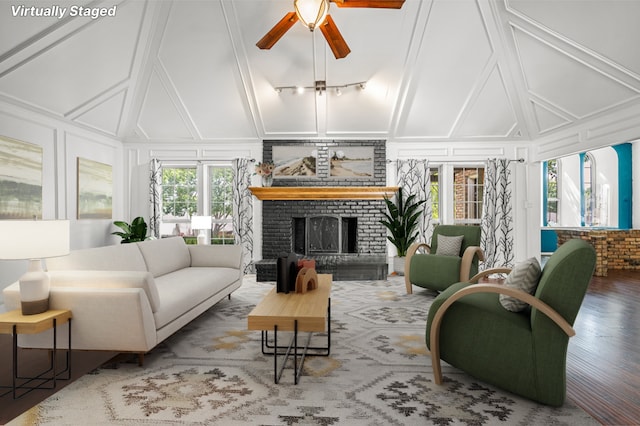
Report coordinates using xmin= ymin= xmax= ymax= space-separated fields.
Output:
xmin=45 ymin=243 xmax=147 ymax=272
xmin=136 ymin=237 xmax=191 ymax=278
xmin=500 ymin=257 xmax=542 ymax=312
xmin=48 ymin=270 xmax=161 ymax=312
xmin=152 ymin=267 xmax=241 ymax=329
xmin=436 ymin=234 xmax=464 ymax=256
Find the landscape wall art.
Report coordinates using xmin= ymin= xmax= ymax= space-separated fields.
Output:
xmin=77 ymin=157 xmax=112 ymax=219
xmin=330 ymin=146 xmax=373 ymax=177
xmin=272 ymin=145 xmax=317 ymax=178
xmin=0 ymin=136 xmax=42 ymax=219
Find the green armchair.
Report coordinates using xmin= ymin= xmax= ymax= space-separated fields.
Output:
xmin=426 ymin=238 xmax=596 ymax=406
xmin=404 ymin=225 xmax=484 ymax=294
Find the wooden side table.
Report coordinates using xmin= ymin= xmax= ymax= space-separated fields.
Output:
xmin=0 ymin=309 xmax=72 ymax=399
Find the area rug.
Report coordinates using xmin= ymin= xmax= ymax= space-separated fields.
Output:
xmin=9 ymin=275 xmax=597 ymax=426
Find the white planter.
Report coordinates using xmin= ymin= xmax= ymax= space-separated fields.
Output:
xmin=393 ymin=256 xmax=405 ymax=276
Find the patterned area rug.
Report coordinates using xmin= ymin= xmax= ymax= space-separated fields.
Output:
xmin=9 ymin=275 xmax=597 ymax=425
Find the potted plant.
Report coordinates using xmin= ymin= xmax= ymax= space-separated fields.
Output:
xmin=111 ymin=216 xmax=149 ymax=243
xmin=380 ymin=188 xmax=426 ymax=275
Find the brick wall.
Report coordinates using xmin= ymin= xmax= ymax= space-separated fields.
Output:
xmin=556 ymin=229 xmax=640 ymax=276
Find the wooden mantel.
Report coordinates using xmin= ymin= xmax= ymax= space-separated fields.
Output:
xmin=248 ymin=186 xmax=399 ymax=200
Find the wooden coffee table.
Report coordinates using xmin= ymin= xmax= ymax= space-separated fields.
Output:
xmin=248 ymin=274 xmax=331 ymax=384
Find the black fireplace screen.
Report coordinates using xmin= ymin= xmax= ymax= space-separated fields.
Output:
xmin=293 ymin=216 xmax=357 ymax=255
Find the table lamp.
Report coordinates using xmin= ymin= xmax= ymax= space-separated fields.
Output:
xmin=190 ymin=215 xmax=211 ymax=245
xmin=0 ymin=220 xmax=70 ymax=315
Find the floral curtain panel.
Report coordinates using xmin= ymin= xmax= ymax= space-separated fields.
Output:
xmin=149 ymin=158 xmax=162 ymax=239
xmin=396 ymin=159 xmax=433 ymax=244
xmin=481 ymin=158 xmax=515 ymax=268
xmin=232 ymin=158 xmax=254 ymax=273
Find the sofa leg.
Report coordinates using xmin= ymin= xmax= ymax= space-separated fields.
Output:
xmin=138 ymin=353 xmax=144 ymax=366
xmin=228 ymin=294 xmax=231 ymax=300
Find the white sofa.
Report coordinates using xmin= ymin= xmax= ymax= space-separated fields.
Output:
xmin=3 ymin=237 xmax=243 ymax=358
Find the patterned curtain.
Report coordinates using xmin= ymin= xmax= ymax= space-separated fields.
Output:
xmin=232 ymin=158 xmax=254 ymax=273
xmin=481 ymin=158 xmax=515 ymax=268
xmin=149 ymin=158 xmax=162 ymax=239
xmin=396 ymin=159 xmax=433 ymax=244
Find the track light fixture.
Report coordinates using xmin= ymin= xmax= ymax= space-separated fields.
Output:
xmin=274 ymin=80 xmax=367 ymax=95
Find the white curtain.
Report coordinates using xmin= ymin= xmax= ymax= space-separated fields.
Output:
xmin=396 ymin=159 xmax=433 ymax=244
xmin=481 ymin=158 xmax=515 ymax=268
xmin=149 ymin=158 xmax=162 ymax=239
xmin=232 ymin=158 xmax=254 ymax=273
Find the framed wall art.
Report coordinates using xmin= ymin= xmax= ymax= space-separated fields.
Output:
xmin=329 ymin=146 xmax=373 ymax=178
xmin=77 ymin=157 xmax=113 ymax=219
xmin=272 ymin=145 xmax=317 ymax=178
xmin=0 ymin=136 xmax=42 ymax=219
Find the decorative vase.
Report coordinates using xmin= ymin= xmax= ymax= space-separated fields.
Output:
xmin=262 ymin=175 xmax=273 ymax=187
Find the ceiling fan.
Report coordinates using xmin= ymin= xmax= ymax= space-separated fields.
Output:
xmin=256 ymin=0 xmax=405 ymax=59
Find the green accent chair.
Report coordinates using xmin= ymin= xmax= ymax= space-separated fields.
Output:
xmin=426 ymin=238 xmax=596 ymax=407
xmin=404 ymin=225 xmax=484 ymax=294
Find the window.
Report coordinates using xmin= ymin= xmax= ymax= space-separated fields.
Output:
xmin=453 ymin=166 xmax=484 ymax=224
xmin=583 ymin=153 xmax=595 ymax=226
xmin=209 ymin=166 xmax=234 ymax=244
xmin=545 ymin=159 xmax=559 ymax=225
xmin=429 ymin=167 xmax=440 ymax=222
xmin=161 ymin=167 xmax=197 ymax=237
xmin=159 ymin=164 xmax=234 ymax=244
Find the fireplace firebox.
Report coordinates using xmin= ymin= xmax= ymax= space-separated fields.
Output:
xmin=293 ymin=216 xmax=357 ymax=255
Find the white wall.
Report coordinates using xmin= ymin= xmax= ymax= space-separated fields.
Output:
xmin=0 ymin=102 xmax=124 ymax=304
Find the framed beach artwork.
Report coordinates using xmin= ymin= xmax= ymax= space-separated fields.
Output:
xmin=0 ymin=136 xmax=42 ymax=219
xmin=272 ymin=145 xmax=317 ymax=178
xmin=330 ymin=146 xmax=373 ymax=178
xmin=77 ymin=157 xmax=113 ymax=219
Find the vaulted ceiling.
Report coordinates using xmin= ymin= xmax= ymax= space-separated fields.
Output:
xmin=1 ymin=0 xmax=639 ymax=146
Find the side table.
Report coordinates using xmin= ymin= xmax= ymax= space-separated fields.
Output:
xmin=0 ymin=309 xmax=72 ymax=399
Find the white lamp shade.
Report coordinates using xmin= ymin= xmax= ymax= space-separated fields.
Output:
xmin=0 ymin=220 xmax=70 ymax=260
xmin=191 ymin=215 xmax=211 ymax=230
xmin=294 ymin=0 xmax=329 ymax=30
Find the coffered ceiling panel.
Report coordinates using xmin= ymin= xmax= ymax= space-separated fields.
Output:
xmin=513 ymin=27 xmax=639 ymax=119
xmin=455 ymin=66 xmax=518 ymax=138
xmin=138 ymin=70 xmax=194 ymax=140
xmin=0 ymin=0 xmax=143 ymax=116
xmin=74 ymin=90 xmax=126 ymax=135
xmin=507 ymin=0 xmax=640 ymax=75
xmin=398 ymin=0 xmax=495 ymax=138
xmin=0 ymin=0 xmax=92 ymax=56
xmin=150 ymin=0 xmax=256 ymax=139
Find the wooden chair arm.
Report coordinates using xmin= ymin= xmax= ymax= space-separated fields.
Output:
xmin=459 ymin=246 xmax=485 ymax=281
xmin=404 ymin=242 xmax=431 ymax=294
xmin=429 ymin=283 xmax=575 ymax=385
xmin=468 ymin=268 xmax=512 ymax=283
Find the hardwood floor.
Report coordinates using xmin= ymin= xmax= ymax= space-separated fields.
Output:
xmin=1 ymin=271 xmax=639 ymax=425
xmin=566 ymin=270 xmax=640 ymax=425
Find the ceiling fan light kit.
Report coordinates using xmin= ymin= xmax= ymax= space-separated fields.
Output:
xmin=294 ymin=0 xmax=330 ymax=30
xmin=257 ymin=0 xmax=405 ymax=59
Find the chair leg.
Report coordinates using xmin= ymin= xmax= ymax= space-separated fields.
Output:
xmin=430 ymin=303 xmax=447 ymax=385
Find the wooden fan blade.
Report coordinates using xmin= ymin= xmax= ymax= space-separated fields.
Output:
xmin=319 ymin=15 xmax=351 ymax=59
xmin=331 ymin=0 xmax=405 ymax=8
xmin=256 ymin=12 xmax=299 ymax=50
